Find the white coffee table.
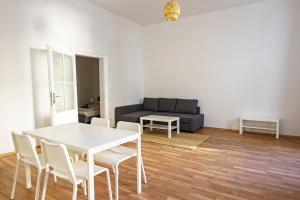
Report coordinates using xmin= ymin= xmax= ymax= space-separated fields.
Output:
xmin=140 ymin=115 xmax=180 ymax=138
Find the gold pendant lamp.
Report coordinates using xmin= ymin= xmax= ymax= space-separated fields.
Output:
xmin=164 ymin=0 xmax=181 ymax=21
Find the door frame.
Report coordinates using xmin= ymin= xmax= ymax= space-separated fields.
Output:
xmin=75 ymin=51 xmax=109 ymax=120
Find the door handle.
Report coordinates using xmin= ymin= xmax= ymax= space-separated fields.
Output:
xmin=50 ymin=91 xmax=57 ymax=105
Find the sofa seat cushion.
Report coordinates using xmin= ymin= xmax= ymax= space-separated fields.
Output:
xmin=143 ymin=98 xmax=159 ymax=111
xmin=155 ymin=112 xmax=202 ymax=124
xmin=175 ymin=99 xmax=198 ymax=114
xmin=118 ymin=111 xmax=153 ymax=123
xmin=158 ymin=98 xmax=177 ymax=112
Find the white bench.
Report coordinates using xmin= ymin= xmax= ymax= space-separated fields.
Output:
xmin=240 ymin=116 xmax=280 ymax=139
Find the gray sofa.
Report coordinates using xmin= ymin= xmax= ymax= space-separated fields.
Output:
xmin=115 ymin=98 xmax=204 ymax=132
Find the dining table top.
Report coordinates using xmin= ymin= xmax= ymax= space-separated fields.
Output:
xmin=23 ymin=123 xmax=139 ymax=154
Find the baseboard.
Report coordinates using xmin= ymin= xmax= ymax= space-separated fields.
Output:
xmin=203 ymin=126 xmax=238 ymax=133
xmin=274 ymin=133 xmax=300 ymax=138
xmin=203 ymin=126 xmax=300 ymax=138
xmin=0 ymin=152 xmax=15 ymax=158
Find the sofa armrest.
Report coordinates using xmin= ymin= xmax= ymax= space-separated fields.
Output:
xmin=196 ymin=106 xmax=201 ymax=114
xmin=115 ymin=104 xmax=143 ymax=124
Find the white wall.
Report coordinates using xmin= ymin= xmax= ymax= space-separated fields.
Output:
xmin=0 ymin=0 xmax=144 ymax=154
xmin=144 ymin=0 xmax=300 ymax=135
xmin=76 ymin=56 xmax=100 ymax=107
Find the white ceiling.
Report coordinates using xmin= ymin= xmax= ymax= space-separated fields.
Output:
xmin=89 ymin=0 xmax=269 ymax=25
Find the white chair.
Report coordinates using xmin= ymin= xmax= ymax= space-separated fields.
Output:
xmin=93 ymin=121 xmax=147 ymax=200
xmin=91 ymin=117 xmax=110 ymax=127
xmin=10 ymin=132 xmax=45 ymax=200
xmin=40 ymin=140 xmax=112 ymax=200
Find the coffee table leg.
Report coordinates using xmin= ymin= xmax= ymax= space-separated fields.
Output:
xmin=177 ymin=119 xmax=180 ymax=135
xmin=168 ymin=122 xmax=171 ymax=138
xmin=150 ymin=120 xmax=153 ymax=131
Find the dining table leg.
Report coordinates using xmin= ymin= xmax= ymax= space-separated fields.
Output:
xmin=87 ymin=151 xmax=95 ymax=200
xmin=137 ymin=136 xmax=142 ymax=193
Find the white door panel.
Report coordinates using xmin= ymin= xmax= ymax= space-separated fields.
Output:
xmin=47 ymin=46 xmax=78 ymax=126
xmin=31 ymin=49 xmax=52 ymax=128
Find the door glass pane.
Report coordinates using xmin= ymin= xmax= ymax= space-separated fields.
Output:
xmin=53 ymin=52 xmax=64 ymax=82
xmin=65 ymin=84 xmax=75 ymax=110
xmin=64 ymin=55 xmax=73 ymax=83
xmin=55 ymin=83 xmax=65 ymax=112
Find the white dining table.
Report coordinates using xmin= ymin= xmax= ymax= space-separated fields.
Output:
xmin=24 ymin=123 xmax=142 ymax=200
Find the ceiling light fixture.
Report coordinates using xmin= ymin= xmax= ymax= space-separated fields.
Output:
xmin=164 ymin=0 xmax=181 ymax=21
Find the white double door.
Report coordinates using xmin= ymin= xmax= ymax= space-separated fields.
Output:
xmin=47 ymin=47 xmax=78 ymax=126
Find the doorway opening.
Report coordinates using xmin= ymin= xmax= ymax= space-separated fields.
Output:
xmin=30 ymin=47 xmax=109 ymax=127
xmin=75 ymin=54 xmax=107 ymax=124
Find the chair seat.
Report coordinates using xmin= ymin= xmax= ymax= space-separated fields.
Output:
xmin=111 ymin=146 xmax=137 ymax=156
xmin=22 ymin=153 xmax=46 ymax=168
xmin=52 ymin=160 xmax=107 ymax=184
xmin=94 ymin=146 xmax=137 ymax=166
xmin=73 ymin=160 xmax=107 ymax=177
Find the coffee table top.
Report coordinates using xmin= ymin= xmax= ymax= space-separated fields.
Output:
xmin=140 ymin=115 xmax=179 ymax=122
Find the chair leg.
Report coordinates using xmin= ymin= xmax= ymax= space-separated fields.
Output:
xmin=105 ymin=170 xmax=113 ymax=200
xmin=24 ymin=163 xmax=32 ymax=189
xmin=72 ymin=184 xmax=78 ymax=200
xmin=74 ymin=154 xmax=79 ymax=162
xmin=81 ymin=153 xmax=85 ymax=160
xmin=83 ymin=180 xmax=87 ymax=196
xmin=112 ymin=165 xmax=116 ymax=174
xmin=10 ymin=159 xmax=20 ymax=199
xmin=115 ymin=164 xmax=119 ymax=200
xmin=54 ymin=175 xmax=57 ymax=182
xmin=141 ymin=159 xmax=147 ymax=184
xmin=41 ymin=170 xmax=49 ymax=200
xmin=34 ymin=169 xmax=42 ymax=200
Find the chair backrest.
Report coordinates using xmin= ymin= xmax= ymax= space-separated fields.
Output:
xmin=116 ymin=121 xmax=141 ymax=133
xmin=11 ymin=132 xmax=41 ymax=168
xmin=40 ymin=140 xmax=76 ymax=183
xmin=91 ymin=117 xmax=110 ymax=128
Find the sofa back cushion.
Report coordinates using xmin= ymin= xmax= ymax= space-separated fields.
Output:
xmin=143 ymin=98 xmax=158 ymax=111
xmin=158 ymin=98 xmax=177 ymax=112
xmin=175 ymin=99 xmax=198 ymax=114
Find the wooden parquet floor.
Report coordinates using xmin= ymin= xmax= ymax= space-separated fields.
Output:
xmin=1 ymin=128 xmax=300 ymax=200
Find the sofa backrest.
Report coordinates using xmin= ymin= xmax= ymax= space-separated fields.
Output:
xmin=143 ymin=98 xmax=159 ymax=111
xmin=196 ymin=106 xmax=200 ymax=114
xmin=142 ymin=97 xmax=200 ymax=114
xmin=175 ymin=99 xmax=198 ymax=114
xmin=157 ymin=98 xmax=177 ymax=112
